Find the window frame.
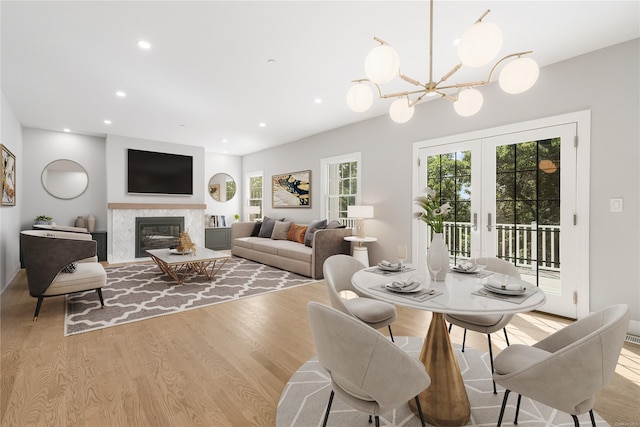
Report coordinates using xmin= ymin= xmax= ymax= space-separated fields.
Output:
xmin=320 ymin=152 xmax=362 ymax=224
xmin=245 ymin=170 xmax=263 ymax=221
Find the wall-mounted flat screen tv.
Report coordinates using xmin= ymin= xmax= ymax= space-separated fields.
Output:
xmin=127 ymin=149 xmax=193 ymax=195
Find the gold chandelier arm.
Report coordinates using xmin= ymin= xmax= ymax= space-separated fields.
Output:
xmin=437 ymin=81 xmax=490 ymax=91
xmin=400 ymin=73 xmax=425 ymax=87
xmin=436 ymin=63 xmax=462 ymax=87
xmin=487 ymin=51 xmax=534 ymax=82
xmin=373 ymin=36 xmax=388 ymax=46
xmin=350 ymin=78 xmax=385 ymax=98
xmin=475 ymin=9 xmax=490 ymax=24
xmin=379 ymin=88 xmax=431 ymax=99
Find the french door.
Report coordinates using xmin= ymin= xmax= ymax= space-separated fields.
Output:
xmin=416 ymin=122 xmax=582 ymax=319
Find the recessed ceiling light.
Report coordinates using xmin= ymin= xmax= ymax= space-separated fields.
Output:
xmin=116 ymin=91 xmax=126 ymax=98
xmin=104 ymin=119 xmax=112 ymax=125
xmin=452 ymin=38 xmax=460 ymax=47
xmin=314 ymin=98 xmax=323 ymax=104
xmin=63 ymin=128 xmax=71 ymax=132
xmin=223 ymin=150 xmax=228 ymax=154
xmin=259 ymin=122 xmax=266 ymax=127
xmin=137 ymin=40 xmax=151 ymax=50
xmin=222 ymin=139 xmax=228 ymax=143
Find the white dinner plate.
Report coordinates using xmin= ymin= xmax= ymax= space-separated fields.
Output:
xmin=169 ymin=248 xmax=192 ymax=255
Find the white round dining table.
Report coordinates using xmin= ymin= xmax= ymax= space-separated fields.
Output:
xmin=351 ymin=266 xmax=546 ymax=426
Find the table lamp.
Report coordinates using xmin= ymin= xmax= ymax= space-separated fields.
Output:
xmin=347 ymin=205 xmax=374 ymax=238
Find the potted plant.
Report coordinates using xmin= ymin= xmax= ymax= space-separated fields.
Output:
xmin=233 ymin=213 xmax=240 ymax=223
xmin=34 ymin=215 xmax=53 ymax=225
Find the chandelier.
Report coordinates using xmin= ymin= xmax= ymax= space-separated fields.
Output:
xmin=346 ymin=0 xmax=540 ymax=123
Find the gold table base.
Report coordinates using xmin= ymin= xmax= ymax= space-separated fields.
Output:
xmin=149 ymin=255 xmax=229 ymax=285
xmin=408 ymin=312 xmax=471 ymax=426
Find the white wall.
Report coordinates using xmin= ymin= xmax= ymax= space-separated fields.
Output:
xmin=204 ymin=151 xmax=242 ymax=226
xmin=0 ymin=91 xmax=23 ymax=293
xmin=21 ymin=128 xmax=107 ymax=231
xmin=242 ymin=39 xmax=640 ymax=329
xmin=105 ymin=134 xmax=205 ymax=204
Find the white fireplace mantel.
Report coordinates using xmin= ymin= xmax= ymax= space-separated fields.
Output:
xmin=108 ymin=203 xmax=206 ymax=263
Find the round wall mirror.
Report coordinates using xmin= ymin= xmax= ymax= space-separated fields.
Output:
xmin=41 ymin=159 xmax=89 ymax=199
xmin=208 ymin=173 xmax=236 ymax=202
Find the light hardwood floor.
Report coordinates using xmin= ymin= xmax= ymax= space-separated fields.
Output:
xmin=2 ymin=268 xmax=639 ymax=426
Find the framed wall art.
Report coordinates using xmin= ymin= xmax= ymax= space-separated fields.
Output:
xmin=272 ymin=170 xmax=310 ymax=208
xmin=1 ymin=144 xmax=16 ymax=206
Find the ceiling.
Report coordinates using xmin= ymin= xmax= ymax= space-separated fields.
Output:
xmin=2 ymin=1 xmax=638 ymax=156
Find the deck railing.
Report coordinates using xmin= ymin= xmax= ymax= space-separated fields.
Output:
xmin=433 ymin=221 xmax=561 ymax=271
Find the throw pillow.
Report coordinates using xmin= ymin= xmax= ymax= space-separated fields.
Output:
xmin=258 ymin=216 xmax=284 ymax=238
xmin=326 ymin=220 xmax=346 ymax=229
xmin=271 ymin=221 xmax=292 ymax=240
xmin=250 ymin=221 xmax=263 ymax=237
xmin=287 ymin=224 xmax=308 ymax=244
xmin=304 ymin=219 xmax=328 ymax=247
xmin=62 ymin=262 xmax=78 ymax=274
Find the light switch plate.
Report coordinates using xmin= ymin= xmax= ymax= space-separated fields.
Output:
xmin=610 ymin=198 xmax=624 ymax=212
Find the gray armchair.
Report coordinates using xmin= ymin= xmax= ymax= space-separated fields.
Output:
xmin=446 ymin=257 xmax=520 ymax=393
xmin=307 ymin=302 xmax=430 ymax=427
xmin=323 ymin=254 xmax=397 ymax=341
xmin=20 ymin=230 xmax=106 ymax=320
xmin=493 ymin=304 xmax=630 ymax=427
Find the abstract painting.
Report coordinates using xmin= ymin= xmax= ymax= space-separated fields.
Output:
xmin=272 ymin=170 xmax=310 ymax=208
xmin=1 ymin=144 xmax=16 ymax=206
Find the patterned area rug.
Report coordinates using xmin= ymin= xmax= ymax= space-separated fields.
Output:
xmin=277 ymin=336 xmax=609 ymax=427
xmin=64 ymin=257 xmax=312 ymax=336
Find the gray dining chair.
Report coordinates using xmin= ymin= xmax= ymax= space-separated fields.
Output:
xmin=446 ymin=256 xmax=520 ymax=393
xmin=323 ymin=254 xmax=397 ymax=341
xmin=493 ymin=304 xmax=629 ymax=427
xmin=307 ymin=302 xmax=430 ymax=427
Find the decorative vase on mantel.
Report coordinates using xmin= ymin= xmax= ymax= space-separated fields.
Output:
xmin=75 ymin=216 xmax=86 ymax=229
xmin=427 ymin=232 xmax=449 ymax=281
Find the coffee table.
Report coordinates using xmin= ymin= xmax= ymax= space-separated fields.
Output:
xmin=146 ymin=246 xmax=230 ymax=285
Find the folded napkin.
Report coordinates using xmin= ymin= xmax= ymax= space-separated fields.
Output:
xmin=484 ymin=276 xmax=525 ymax=291
xmin=387 ymin=279 xmax=420 ymax=291
xmin=379 ymin=260 xmax=402 ymax=269
xmin=456 ymin=261 xmax=475 ymax=271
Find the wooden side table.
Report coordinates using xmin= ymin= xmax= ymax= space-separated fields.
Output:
xmin=344 ymin=236 xmax=377 ymax=267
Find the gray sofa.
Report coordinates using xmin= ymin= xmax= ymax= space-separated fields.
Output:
xmin=231 ymin=221 xmax=352 ymax=279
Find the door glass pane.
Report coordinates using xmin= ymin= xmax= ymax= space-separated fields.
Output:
xmin=427 ymin=150 xmax=472 ymax=263
xmin=495 ymin=138 xmax=561 ymax=293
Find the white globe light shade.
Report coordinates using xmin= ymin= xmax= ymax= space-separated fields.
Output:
xmin=457 ymin=21 xmax=503 ymax=67
xmin=389 ymin=98 xmax=415 ymax=123
xmin=364 ymin=44 xmax=399 ymax=84
xmin=454 ymin=88 xmax=484 ymax=116
xmin=499 ymin=57 xmax=540 ymax=94
xmin=346 ymin=84 xmax=374 ymax=112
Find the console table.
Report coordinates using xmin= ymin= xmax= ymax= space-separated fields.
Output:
xmin=90 ymin=231 xmax=107 ymax=261
xmin=205 ymin=227 xmax=231 ymax=250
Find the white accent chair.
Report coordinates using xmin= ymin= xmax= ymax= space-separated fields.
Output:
xmin=307 ymin=302 xmax=430 ymax=427
xmin=323 ymin=254 xmax=397 ymax=341
xmin=493 ymin=304 xmax=629 ymax=427
xmin=446 ymin=257 xmax=520 ymax=393
xmin=20 ymin=230 xmax=106 ymax=320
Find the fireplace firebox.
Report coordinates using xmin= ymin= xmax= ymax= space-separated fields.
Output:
xmin=135 ymin=216 xmax=184 ymax=258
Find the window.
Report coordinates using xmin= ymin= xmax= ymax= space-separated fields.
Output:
xmin=246 ymin=172 xmax=263 ymax=221
xmin=321 ymin=153 xmax=361 ymax=226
